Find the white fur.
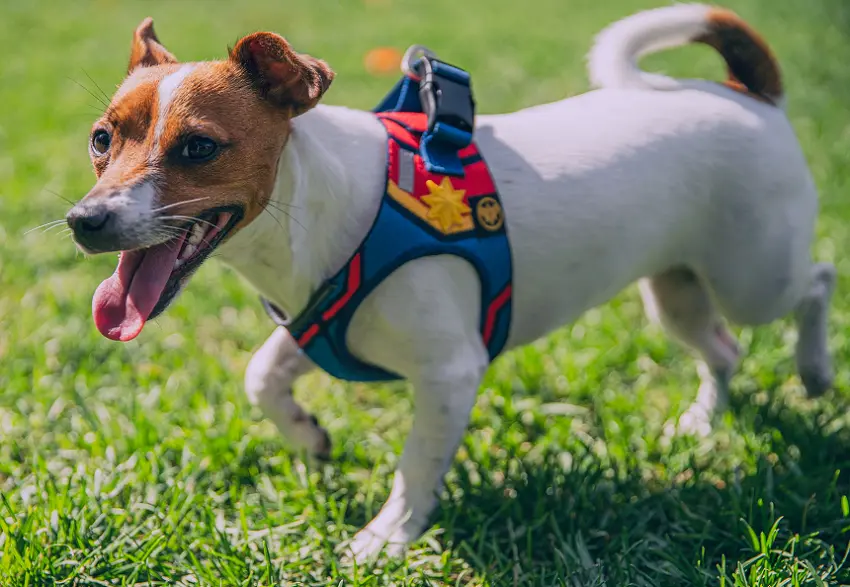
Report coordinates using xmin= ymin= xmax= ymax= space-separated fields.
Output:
xmin=588 ymin=4 xmax=712 ymax=92
xmin=153 ymin=64 xmax=196 ymax=149
xmin=244 ymin=327 xmax=328 ymax=456
xmin=106 ymin=181 xmax=158 ymax=245
xmin=216 ymin=5 xmax=834 ymax=562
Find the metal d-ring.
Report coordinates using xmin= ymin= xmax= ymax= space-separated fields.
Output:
xmin=401 ymin=44 xmax=438 ymax=81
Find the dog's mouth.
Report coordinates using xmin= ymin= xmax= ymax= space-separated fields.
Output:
xmin=92 ymin=207 xmax=243 ymax=342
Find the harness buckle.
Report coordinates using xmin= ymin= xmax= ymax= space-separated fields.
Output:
xmin=418 ymin=58 xmax=475 ymax=146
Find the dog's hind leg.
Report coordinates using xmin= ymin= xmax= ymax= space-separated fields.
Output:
xmin=794 ymin=262 xmax=836 ymax=397
xmin=244 ymin=327 xmax=331 ymax=459
xmin=639 ymin=267 xmax=740 ymax=436
xmin=701 ymin=251 xmax=835 ymax=398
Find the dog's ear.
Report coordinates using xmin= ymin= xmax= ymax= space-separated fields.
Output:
xmin=129 ymin=18 xmax=177 ymax=73
xmin=229 ymin=32 xmax=334 ymax=116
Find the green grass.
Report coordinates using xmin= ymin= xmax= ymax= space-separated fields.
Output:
xmin=2 ymin=0 xmax=850 ymax=584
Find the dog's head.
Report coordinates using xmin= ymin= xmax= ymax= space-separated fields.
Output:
xmin=66 ymin=19 xmax=333 ymax=342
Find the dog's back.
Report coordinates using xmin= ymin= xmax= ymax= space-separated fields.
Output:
xmin=477 ymin=3 xmax=813 ymax=346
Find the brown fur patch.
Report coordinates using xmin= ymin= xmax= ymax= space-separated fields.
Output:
xmin=88 ymin=67 xmax=175 ymax=186
xmin=229 ymin=32 xmax=334 ymax=116
xmin=129 ymin=18 xmax=177 ymax=73
xmin=696 ymin=8 xmax=782 ymax=105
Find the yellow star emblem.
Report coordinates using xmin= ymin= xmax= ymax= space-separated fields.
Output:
xmin=422 ymin=177 xmax=470 ymax=232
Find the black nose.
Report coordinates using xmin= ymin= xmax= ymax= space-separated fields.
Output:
xmin=72 ymin=209 xmax=111 ymax=232
xmin=66 ymin=205 xmax=118 ymax=251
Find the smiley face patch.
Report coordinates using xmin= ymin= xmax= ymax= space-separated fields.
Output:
xmin=475 ymin=196 xmax=504 ymax=232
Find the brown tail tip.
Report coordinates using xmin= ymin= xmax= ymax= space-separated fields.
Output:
xmin=696 ymin=8 xmax=783 ymax=106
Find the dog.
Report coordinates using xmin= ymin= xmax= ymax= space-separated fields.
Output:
xmin=66 ymin=4 xmax=835 ymax=561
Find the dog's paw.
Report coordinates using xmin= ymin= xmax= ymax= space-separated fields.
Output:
xmin=339 ymin=508 xmax=424 ymax=565
xmin=291 ymin=414 xmax=333 ymax=461
xmin=342 ymin=527 xmax=408 ymax=565
xmin=800 ymin=365 xmax=833 ymax=398
xmin=675 ymin=408 xmax=713 ymax=438
xmin=313 ymin=424 xmax=333 ymax=461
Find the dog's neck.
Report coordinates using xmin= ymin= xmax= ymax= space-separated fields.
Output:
xmin=217 ymin=104 xmax=386 ymax=317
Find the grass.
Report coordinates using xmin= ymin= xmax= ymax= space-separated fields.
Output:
xmin=1 ymin=0 xmax=850 ymax=584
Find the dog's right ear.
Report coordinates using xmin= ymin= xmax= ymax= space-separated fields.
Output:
xmin=128 ymin=18 xmax=177 ymax=73
xmin=229 ymin=32 xmax=334 ymax=116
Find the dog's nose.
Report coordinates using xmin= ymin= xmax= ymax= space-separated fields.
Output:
xmin=66 ymin=204 xmax=119 ymax=252
xmin=69 ymin=208 xmax=111 ymax=233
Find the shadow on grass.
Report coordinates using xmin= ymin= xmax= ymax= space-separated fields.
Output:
xmin=416 ymin=386 xmax=850 ymax=586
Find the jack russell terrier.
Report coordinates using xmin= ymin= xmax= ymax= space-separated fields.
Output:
xmin=66 ymin=4 xmax=835 ymax=561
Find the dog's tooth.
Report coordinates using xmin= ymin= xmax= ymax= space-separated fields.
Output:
xmin=181 ymin=243 xmax=197 ymax=261
xmin=188 ymin=223 xmax=205 ymax=246
xmin=174 ymin=258 xmax=184 ymax=270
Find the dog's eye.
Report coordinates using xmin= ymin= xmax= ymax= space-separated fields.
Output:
xmin=181 ymin=136 xmax=219 ymax=162
xmin=91 ymin=130 xmax=111 ymax=156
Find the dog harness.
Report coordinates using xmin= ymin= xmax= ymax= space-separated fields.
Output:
xmin=261 ymin=51 xmax=513 ymax=382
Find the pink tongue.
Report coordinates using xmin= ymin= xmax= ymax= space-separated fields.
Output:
xmin=92 ymin=233 xmax=186 ymax=342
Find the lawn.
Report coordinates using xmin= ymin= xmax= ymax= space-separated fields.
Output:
xmin=1 ymin=0 xmax=850 ymax=584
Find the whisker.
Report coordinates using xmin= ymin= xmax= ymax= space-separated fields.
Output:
xmin=261 ymin=206 xmax=287 ymax=234
xmin=171 ymin=225 xmax=218 ymax=255
xmin=264 ymin=200 xmax=300 ymax=211
xmin=152 ymin=226 xmax=188 ymax=240
xmin=157 ymin=226 xmax=186 ymax=235
xmin=25 ymin=219 xmax=67 ymax=235
xmin=46 ymin=223 xmax=71 ymax=234
xmin=158 ymin=223 xmax=192 ymax=235
xmin=151 ymin=233 xmax=180 ymax=251
xmin=154 ymin=222 xmax=188 ymax=233
xmin=263 ymin=200 xmax=305 ymax=223
xmin=43 ymin=188 xmax=76 ymax=206
xmin=263 ymin=202 xmax=306 ymax=233
xmin=157 ymin=215 xmax=218 ymax=230
xmin=185 ymin=234 xmax=216 ymax=255
xmin=82 ymin=69 xmax=111 ymax=103
xmin=68 ymin=77 xmax=109 ymax=109
xmin=150 ymin=197 xmax=211 ymax=214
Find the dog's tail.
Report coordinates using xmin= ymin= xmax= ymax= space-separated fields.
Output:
xmin=587 ymin=4 xmax=783 ymax=107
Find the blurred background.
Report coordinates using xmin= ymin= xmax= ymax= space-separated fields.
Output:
xmin=1 ymin=0 xmax=849 ymax=585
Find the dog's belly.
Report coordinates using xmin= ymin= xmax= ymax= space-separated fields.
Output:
xmin=475 ymin=85 xmax=793 ymax=347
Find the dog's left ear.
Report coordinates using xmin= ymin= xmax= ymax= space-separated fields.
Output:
xmin=129 ymin=18 xmax=178 ymax=73
xmin=230 ymin=32 xmax=334 ymax=116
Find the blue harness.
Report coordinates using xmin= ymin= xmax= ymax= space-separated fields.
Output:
xmin=261 ymin=53 xmax=513 ymax=382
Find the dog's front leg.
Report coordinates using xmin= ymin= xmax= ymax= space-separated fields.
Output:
xmin=244 ymin=326 xmax=331 ymax=459
xmin=346 ymin=348 xmax=487 ymax=563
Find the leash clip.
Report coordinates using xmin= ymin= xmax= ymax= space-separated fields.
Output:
xmin=373 ymin=44 xmax=477 ymax=177
xmin=416 ymin=56 xmax=476 ymax=176
xmin=401 ymin=44 xmax=437 ymax=81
